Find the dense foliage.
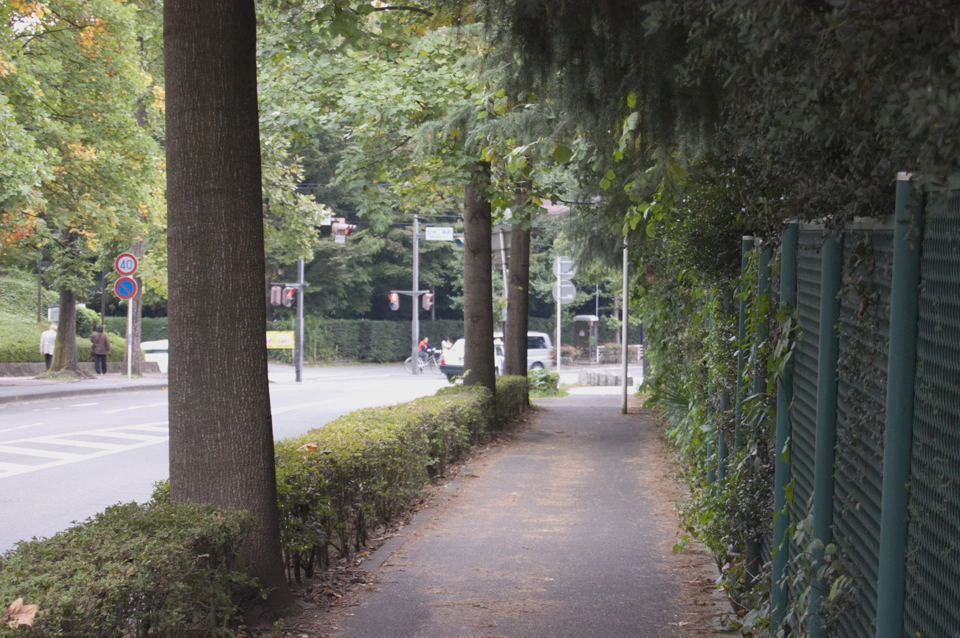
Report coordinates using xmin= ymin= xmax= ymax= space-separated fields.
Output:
xmin=0 ymin=502 xmax=256 ymax=637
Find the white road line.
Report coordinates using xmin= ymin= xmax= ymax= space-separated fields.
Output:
xmin=69 ymin=402 xmax=98 ymax=407
xmin=103 ymin=402 xmax=167 ymax=414
xmin=0 ymin=422 xmax=170 ymax=480
xmin=0 ymin=445 xmax=80 ymax=460
xmin=0 ymin=423 xmax=42 ymax=435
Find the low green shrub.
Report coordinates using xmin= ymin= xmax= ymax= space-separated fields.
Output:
xmin=0 ymin=269 xmax=58 ymax=318
xmin=0 ymin=501 xmax=256 ymax=638
xmin=495 ymin=375 xmax=529 ymax=423
xmin=103 ymin=316 xmax=168 ymax=341
xmin=275 ymin=385 xmax=493 ymax=582
xmin=528 ymin=368 xmax=563 ymax=398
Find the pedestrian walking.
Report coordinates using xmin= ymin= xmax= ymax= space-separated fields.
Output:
xmin=40 ymin=324 xmax=57 ymax=370
xmin=441 ymin=336 xmax=453 ymax=355
xmin=90 ymin=324 xmax=110 ymax=375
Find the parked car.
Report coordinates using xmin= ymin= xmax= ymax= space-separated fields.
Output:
xmin=140 ymin=339 xmax=168 ymax=373
xmin=438 ymin=338 xmax=504 ymax=382
xmin=492 ymin=331 xmax=554 ymax=370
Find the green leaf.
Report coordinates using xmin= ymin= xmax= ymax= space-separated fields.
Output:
xmin=604 ymin=169 xmax=616 ymax=180
xmin=552 ymin=145 xmax=573 ymax=164
xmin=600 ymin=178 xmax=611 ymax=190
xmin=627 ymin=92 xmax=637 ymax=108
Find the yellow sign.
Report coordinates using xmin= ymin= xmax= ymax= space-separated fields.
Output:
xmin=266 ymin=331 xmax=295 ymax=349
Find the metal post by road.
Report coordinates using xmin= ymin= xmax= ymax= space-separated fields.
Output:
xmin=809 ymin=231 xmax=842 ymax=638
xmin=875 ymin=173 xmax=923 ymax=638
xmin=734 ymin=235 xmax=753 ymax=452
xmin=37 ymin=257 xmax=42 ymax=323
xmin=411 ymin=214 xmax=420 ymax=374
xmin=621 ymin=234 xmax=628 ymax=415
xmin=126 ymin=298 xmax=133 ymax=380
xmin=556 ymin=266 xmax=562 ymax=376
xmin=772 ymin=222 xmax=798 ymax=632
xmin=295 ymin=258 xmax=304 ymax=383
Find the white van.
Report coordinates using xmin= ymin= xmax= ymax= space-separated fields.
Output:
xmin=140 ymin=339 xmax=168 ymax=373
xmin=493 ymin=331 xmax=554 ymax=371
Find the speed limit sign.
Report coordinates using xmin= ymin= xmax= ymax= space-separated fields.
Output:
xmin=114 ymin=252 xmax=138 ymax=276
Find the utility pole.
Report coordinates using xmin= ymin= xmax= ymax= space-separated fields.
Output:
xmin=411 ymin=214 xmax=420 ymax=374
xmin=622 ymin=235 xmax=629 ymax=415
xmin=295 ymin=258 xmax=304 ymax=383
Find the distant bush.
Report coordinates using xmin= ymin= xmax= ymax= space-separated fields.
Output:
xmin=0 ymin=269 xmax=58 ymax=318
xmin=103 ymin=316 xmax=168 ymax=342
xmin=528 ymin=368 xmax=564 ymax=398
xmin=0 ymin=501 xmax=256 ymax=638
xmin=267 ymin=318 xmax=465 ymax=364
xmin=0 ymin=314 xmax=125 ymax=364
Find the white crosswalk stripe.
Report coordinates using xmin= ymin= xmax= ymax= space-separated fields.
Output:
xmin=0 ymin=422 xmax=168 ymax=480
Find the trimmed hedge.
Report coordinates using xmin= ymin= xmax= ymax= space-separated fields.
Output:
xmin=103 ymin=316 xmax=168 ymax=342
xmin=495 ymin=375 xmax=529 ymax=422
xmin=267 ymin=318 xmax=464 ymax=363
xmin=0 ymin=501 xmax=256 ymax=638
xmin=275 ymin=377 xmax=528 ymax=582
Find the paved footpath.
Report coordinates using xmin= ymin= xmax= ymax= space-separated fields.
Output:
xmin=335 ymin=394 xmax=724 ymax=638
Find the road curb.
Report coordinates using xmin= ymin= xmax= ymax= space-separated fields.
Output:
xmin=0 ymin=383 xmax=168 ymax=406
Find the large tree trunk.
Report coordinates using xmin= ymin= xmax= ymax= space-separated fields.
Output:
xmin=462 ymin=162 xmax=496 ymax=394
xmin=51 ymin=289 xmax=78 ymax=373
xmin=124 ymin=240 xmax=144 ymax=375
xmin=165 ymin=0 xmax=290 ymax=615
xmin=504 ymin=184 xmax=530 ymax=379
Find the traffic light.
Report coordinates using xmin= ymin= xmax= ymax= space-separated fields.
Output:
xmin=422 ymin=293 xmax=434 ymax=311
xmin=331 ymin=218 xmax=357 ymax=243
xmin=269 ymin=286 xmax=282 ymax=306
xmin=388 ymin=293 xmax=400 ymax=311
xmin=282 ymin=287 xmax=296 ymax=308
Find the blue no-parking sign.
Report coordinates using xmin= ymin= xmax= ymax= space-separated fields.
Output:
xmin=114 ymin=276 xmax=138 ymax=300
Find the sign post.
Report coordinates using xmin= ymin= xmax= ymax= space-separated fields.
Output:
xmin=552 ymin=256 xmax=577 ymax=373
xmin=114 ymin=254 xmax=139 ymax=380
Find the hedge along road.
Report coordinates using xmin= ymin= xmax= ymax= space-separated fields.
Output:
xmin=0 ymin=363 xmax=448 ymax=552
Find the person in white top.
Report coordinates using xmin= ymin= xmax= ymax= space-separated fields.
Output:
xmin=40 ymin=324 xmax=57 ymax=370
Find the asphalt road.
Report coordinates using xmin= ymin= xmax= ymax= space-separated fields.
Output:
xmin=0 ymin=364 xmax=448 ymax=552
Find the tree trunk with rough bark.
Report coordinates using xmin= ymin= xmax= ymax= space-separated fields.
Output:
xmin=462 ymin=162 xmax=496 ymax=395
xmin=124 ymin=240 xmax=144 ymax=375
xmin=504 ymin=184 xmax=530 ymax=380
xmin=51 ymin=289 xmax=78 ymax=373
xmin=165 ymin=0 xmax=290 ymax=616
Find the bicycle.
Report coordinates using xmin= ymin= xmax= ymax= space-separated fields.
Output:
xmin=404 ymin=348 xmax=441 ymax=374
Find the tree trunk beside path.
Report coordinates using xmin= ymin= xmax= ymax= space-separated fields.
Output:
xmin=462 ymin=162 xmax=496 ymax=395
xmin=164 ymin=0 xmax=290 ymax=615
xmin=504 ymin=183 xmax=530 ymax=380
xmin=51 ymin=289 xmax=78 ymax=373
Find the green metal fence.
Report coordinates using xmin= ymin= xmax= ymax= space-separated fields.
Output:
xmin=729 ymin=176 xmax=960 ymax=638
xmin=903 ymin=188 xmax=960 ymax=637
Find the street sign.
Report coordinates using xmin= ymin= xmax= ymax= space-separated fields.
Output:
xmin=553 ymin=256 xmax=576 ymax=279
xmin=552 ymin=281 xmax=576 ymax=304
xmin=266 ymin=331 xmax=295 ymax=349
xmin=114 ymin=276 xmax=138 ymax=300
xmin=114 ymin=252 xmax=138 ymax=276
xmin=425 ymin=226 xmax=454 ymax=241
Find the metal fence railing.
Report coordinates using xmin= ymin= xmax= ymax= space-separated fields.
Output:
xmin=728 ymin=174 xmax=960 ymax=637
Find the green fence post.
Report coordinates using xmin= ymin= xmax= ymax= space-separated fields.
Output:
xmin=745 ymin=240 xmax=772 ymax=589
xmin=734 ymin=235 xmax=754 ymax=452
xmin=809 ymin=230 xmax=842 ymax=638
xmin=718 ymin=392 xmax=728 ymax=481
xmin=875 ymin=173 xmax=923 ymax=638
xmin=772 ymin=222 xmax=798 ymax=632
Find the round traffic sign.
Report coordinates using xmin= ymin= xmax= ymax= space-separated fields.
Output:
xmin=552 ymin=281 xmax=576 ymax=305
xmin=114 ymin=276 xmax=138 ymax=300
xmin=114 ymin=252 xmax=138 ymax=276
xmin=552 ymin=256 xmax=576 ymax=280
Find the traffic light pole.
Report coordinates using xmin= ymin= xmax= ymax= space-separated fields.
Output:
xmin=411 ymin=214 xmax=420 ymax=374
xmin=296 ymin=258 xmax=304 ymax=383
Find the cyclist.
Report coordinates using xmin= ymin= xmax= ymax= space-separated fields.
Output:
xmin=418 ymin=336 xmax=431 ymax=353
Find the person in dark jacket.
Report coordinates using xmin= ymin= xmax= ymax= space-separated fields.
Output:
xmin=90 ymin=324 xmax=110 ymax=375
